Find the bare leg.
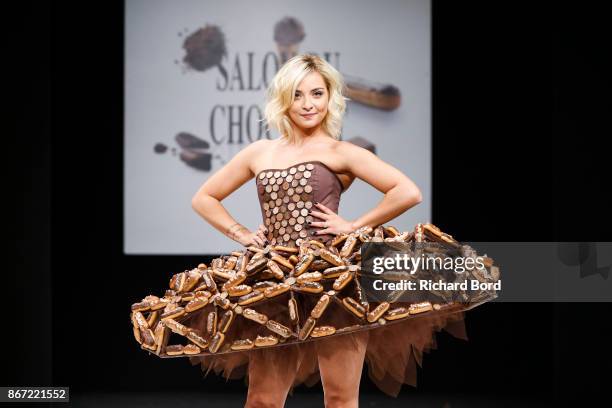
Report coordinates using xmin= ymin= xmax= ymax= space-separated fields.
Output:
xmin=317 ymin=331 xmax=369 ymax=408
xmin=244 ymin=347 xmax=300 ymax=408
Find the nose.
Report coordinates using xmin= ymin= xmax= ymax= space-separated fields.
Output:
xmin=301 ymin=96 xmax=314 ymax=111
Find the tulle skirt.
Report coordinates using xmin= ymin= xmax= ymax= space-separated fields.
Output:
xmin=182 ymin=292 xmax=468 ymax=398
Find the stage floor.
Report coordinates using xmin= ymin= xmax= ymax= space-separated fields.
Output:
xmin=64 ymin=391 xmax=551 ymax=407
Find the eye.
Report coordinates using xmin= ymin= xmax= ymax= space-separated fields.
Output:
xmin=314 ymin=91 xmax=323 ymax=96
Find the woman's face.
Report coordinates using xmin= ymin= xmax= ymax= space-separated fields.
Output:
xmin=288 ymin=71 xmax=329 ymax=131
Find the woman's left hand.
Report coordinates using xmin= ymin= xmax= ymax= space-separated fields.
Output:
xmin=308 ymin=202 xmax=355 ymax=236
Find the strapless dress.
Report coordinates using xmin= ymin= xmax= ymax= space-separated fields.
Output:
xmin=130 ymin=160 xmax=497 ymax=397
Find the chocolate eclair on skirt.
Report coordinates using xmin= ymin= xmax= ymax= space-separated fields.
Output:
xmin=130 ymin=223 xmax=499 ymax=397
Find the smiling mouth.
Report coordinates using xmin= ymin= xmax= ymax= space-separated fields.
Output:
xmin=301 ymin=113 xmax=317 ymax=118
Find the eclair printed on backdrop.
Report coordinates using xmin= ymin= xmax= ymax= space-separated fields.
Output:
xmin=125 ymin=0 xmax=431 ymax=254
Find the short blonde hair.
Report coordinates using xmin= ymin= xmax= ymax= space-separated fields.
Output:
xmin=263 ymin=54 xmax=347 ymax=144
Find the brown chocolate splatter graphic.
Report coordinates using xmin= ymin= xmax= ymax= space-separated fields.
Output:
xmin=153 ymin=133 xmax=213 ymax=171
xmin=179 ymin=149 xmax=212 ymax=171
xmin=154 ymin=143 xmax=168 ymax=154
xmin=182 ymin=24 xmax=227 ymax=73
xmin=174 ymin=132 xmax=212 ymax=171
xmin=175 ymin=132 xmax=210 ymax=149
xmin=273 ymin=17 xmax=305 ymax=64
xmin=274 ymin=16 xmax=305 ymax=45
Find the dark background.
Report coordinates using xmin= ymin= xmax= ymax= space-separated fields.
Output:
xmin=5 ymin=0 xmax=611 ymax=405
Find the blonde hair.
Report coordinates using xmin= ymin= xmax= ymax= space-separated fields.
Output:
xmin=263 ymin=54 xmax=347 ymax=144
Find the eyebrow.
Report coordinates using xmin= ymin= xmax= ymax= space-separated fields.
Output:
xmin=295 ymin=88 xmax=325 ymax=93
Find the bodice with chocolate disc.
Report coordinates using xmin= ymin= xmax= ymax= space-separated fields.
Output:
xmin=255 ymin=160 xmax=344 ymax=248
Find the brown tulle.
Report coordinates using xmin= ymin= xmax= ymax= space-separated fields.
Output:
xmin=184 ymin=298 xmax=468 ymax=398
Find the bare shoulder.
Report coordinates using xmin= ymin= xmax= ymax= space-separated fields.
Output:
xmin=333 ymin=140 xmax=376 ymax=168
xmin=335 ymin=139 xmax=373 ymax=156
xmin=236 ymin=138 xmax=272 ymax=173
xmin=332 ymin=139 xmax=414 ymax=194
xmin=245 ymin=138 xmax=273 ymax=154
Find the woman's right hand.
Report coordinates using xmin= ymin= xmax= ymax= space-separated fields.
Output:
xmin=237 ymin=224 xmax=269 ymax=248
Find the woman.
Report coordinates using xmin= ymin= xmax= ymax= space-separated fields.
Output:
xmin=189 ymin=54 xmax=467 ymax=407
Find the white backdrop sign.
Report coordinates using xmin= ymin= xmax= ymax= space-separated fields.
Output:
xmin=125 ymin=0 xmax=431 ymax=254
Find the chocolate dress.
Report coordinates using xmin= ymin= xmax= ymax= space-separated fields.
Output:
xmin=176 ymin=160 xmax=469 ymax=397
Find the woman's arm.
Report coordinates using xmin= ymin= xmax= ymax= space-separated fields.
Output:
xmin=338 ymin=141 xmax=423 ymax=230
xmin=191 ymin=140 xmax=267 ymax=246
